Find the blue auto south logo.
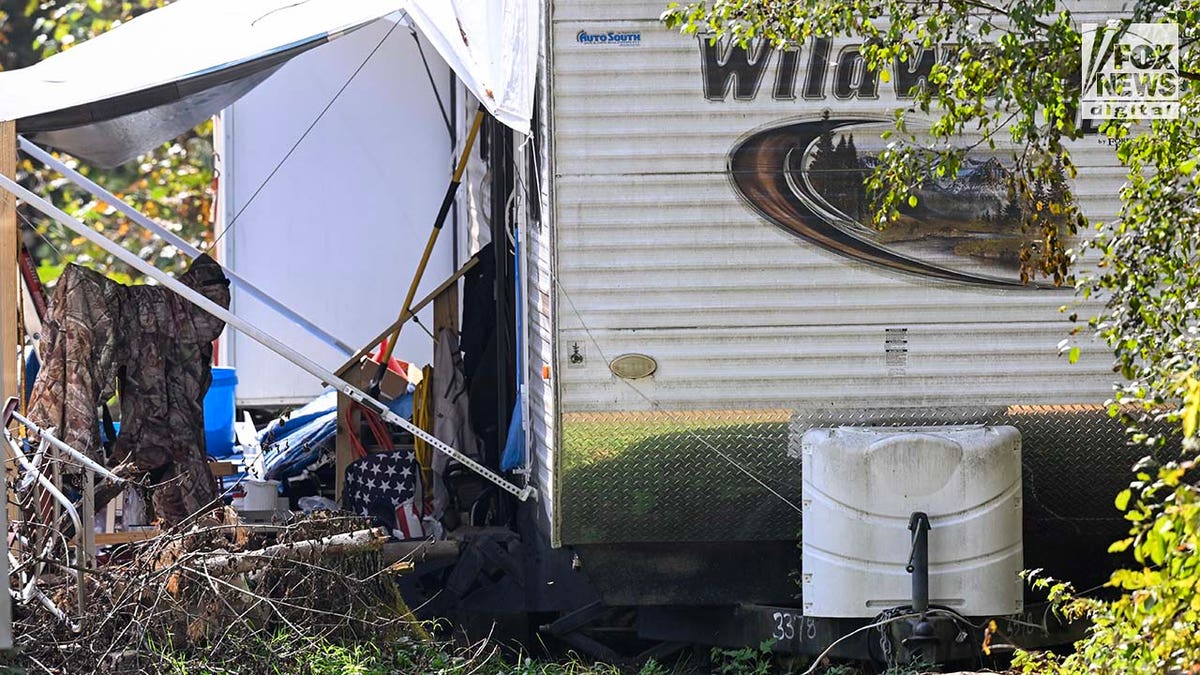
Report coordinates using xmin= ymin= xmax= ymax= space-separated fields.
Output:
xmin=576 ymin=29 xmax=641 ymax=46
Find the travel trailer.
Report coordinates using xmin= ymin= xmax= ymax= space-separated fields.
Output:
xmin=0 ymin=0 xmax=1159 ymax=665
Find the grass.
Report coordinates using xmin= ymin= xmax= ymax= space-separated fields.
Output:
xmin=142 ymin=631 xmax=687 ymax=675
xmin=0 ymin=617 xmax=937 ymax=674
xmin=139 ymin=632 xmax=911 ymax=675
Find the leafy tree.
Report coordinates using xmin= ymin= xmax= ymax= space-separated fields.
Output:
xmin=1 ymin=0 xmax=213 ymax=285
xmin=1014 ymin=380 xmax=1200 ymax=672
xmin=663 ymin=0 xmax=1200 ymax=669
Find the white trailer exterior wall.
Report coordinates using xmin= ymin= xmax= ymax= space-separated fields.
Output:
xmin=523 ymin=1 xmax=559 ymax=537
xmin=217 ymin=18 xmax=456 ymax=406
xmin=540 ymin=0 xmax=1128 ymax=546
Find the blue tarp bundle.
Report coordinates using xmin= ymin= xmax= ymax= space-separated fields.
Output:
xmin=257 ymin=390 xmax=337 ymax=481
xmin=257 ymin=388 xmax=413 ymax=481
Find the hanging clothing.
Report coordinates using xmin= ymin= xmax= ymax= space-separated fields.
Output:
xmin=431 ymin=327 xmax=477 ymax=518
xmin=112 ymin=255 xmax=230 ymax=524
xmin=27 ymin=255 xmax=230 ymax=526
xmin=25 ymin=264 xmax=123 ymax=465
xmin=460 ymin=243 xmax=502 ymax=469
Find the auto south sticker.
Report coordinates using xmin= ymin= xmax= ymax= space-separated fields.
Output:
xmin=577 ymin=30 xmax=642 ymax=47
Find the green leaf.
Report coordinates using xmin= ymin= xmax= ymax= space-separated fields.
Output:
xmin=1108 ymin=537 xmax=1133 ymax=553
xmin=907 ymin=195 xmax=918 ymax=208
xmin=1145 ymin=531 xmax=1167 ymax=566
xmin=1115 ymin=489 xmax=1132 ymax=512
xmin=1067 ymin=346 xmax=1080 ymax=364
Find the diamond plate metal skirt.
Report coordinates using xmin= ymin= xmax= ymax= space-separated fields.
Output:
xmin=558 ymin=405 xmax=1175 ymax=585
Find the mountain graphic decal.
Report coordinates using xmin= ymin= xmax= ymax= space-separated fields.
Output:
xmin=727 ymin=118 xmax=1066 ymax=290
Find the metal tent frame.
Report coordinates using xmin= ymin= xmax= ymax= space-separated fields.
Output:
xmin=19 ymin=138 xmax=354 ymax=356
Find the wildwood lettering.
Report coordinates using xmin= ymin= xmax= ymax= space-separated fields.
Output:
xmin=699 ymin=38 xmax=945 ymax=101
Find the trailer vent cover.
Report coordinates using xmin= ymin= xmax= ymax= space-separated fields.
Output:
xmin=609 ymin=353 xmax=657 ymax=379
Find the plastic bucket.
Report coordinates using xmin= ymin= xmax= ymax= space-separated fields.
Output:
xmin=241 ymin=479 xmax=281 ymax=511
xmin=203 ymin=366 xmax=238 ymax=457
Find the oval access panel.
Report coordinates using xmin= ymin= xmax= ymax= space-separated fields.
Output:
xmin=609 ymin=353 xmax=657 ymax=379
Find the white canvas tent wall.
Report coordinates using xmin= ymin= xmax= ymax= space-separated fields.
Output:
xmin=214 ymin=19 xmax=457 ymax=405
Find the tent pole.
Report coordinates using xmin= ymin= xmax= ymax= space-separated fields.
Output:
xmin=0 ymin=174 xmax=536 ymax=503
xmin=17 ymin=137 xmax=354 ymax=356
xmin=368 ymin=106 xmax=485 ymax=395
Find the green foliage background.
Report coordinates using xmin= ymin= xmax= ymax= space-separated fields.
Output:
xmin=0 ymin=0 xmax=213 ymax=285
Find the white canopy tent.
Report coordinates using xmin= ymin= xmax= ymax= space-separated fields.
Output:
xmin=0 ymin=0 xmax=537 ymax=166
xmin=0 ymin=0 xmax=539 ymax=393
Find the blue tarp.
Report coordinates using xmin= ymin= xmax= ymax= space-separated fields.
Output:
xmin=500 ymin=402 xmax=523 ymax=471
xmin=257 ymin=388 xmax=412 ymax=481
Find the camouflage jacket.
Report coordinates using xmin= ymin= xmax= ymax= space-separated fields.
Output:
xmin=27 ymin=255 xmax=230 ymax=525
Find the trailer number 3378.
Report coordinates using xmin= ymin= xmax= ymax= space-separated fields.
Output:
xmin=771 ymin=612 xmax=815 ymax=641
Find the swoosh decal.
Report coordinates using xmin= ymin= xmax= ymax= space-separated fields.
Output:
xmin=728 ymin=118 xmax=1057 ymax=290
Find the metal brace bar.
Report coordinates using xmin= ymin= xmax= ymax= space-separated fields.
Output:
xmin=18 ymin=137 xmax=354 ymax=355
xmin=5 ymin=404 xmax=126 ymax=485
xmin=0 ymin=430 xmax=9 ymax=649
xmin=0 ymin=175 xmax=536 ymax=502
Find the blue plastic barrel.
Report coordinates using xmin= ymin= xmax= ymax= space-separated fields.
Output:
xmin=203 ymin=366 xmax=238 ymax=457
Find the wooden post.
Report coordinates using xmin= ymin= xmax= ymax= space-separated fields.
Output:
xmin=1 ymin=120 xmax=17 ymax=406
xmin=1 ymin=121 xmax=20 ymax=557
xmin=432 ymin=280 xmax=459 ymax=337
xmin=334 ymin=392 xmax=356 ymax=504
xmin=81 ymin=472 xmax=95 ymax=571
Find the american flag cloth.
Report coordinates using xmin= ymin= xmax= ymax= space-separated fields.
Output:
xmin=344 ymin=449 xmax=424 ymax=539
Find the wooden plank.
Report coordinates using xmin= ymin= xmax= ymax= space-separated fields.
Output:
xmin=335 ymin=391 xmax=353 ymax=503
xmin=0 ymin=426 xmax=9 ymax=649
xmin=433 ymin=278 xmax=459 ymax=336
xmin=1 ymin=120 xmax=18 ymax=546
xmin=81 ymin=472 xmax=95 ymax=571
xmin=0 ymin=131 xmax=13 ymax=371
xmin=208 ymin=461 xmax=238 ymax=478
xmin=1 ymin=120 xmax=17 ymax=406
xmin=95 ymin=529 xmax=160 ymax=546
xmin=335 ymin=256 xmax=478 ymax=377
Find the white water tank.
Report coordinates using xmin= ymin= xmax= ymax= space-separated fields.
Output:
xmin=801 ymin=425 xmax=1023 ymax=618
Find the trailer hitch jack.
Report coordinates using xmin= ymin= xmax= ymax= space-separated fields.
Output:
xmin=903 ymin=512 xmax=939 ymax=659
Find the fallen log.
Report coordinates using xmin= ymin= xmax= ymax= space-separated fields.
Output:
xmin=189 ymin=527 xmax=388 ymax=576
